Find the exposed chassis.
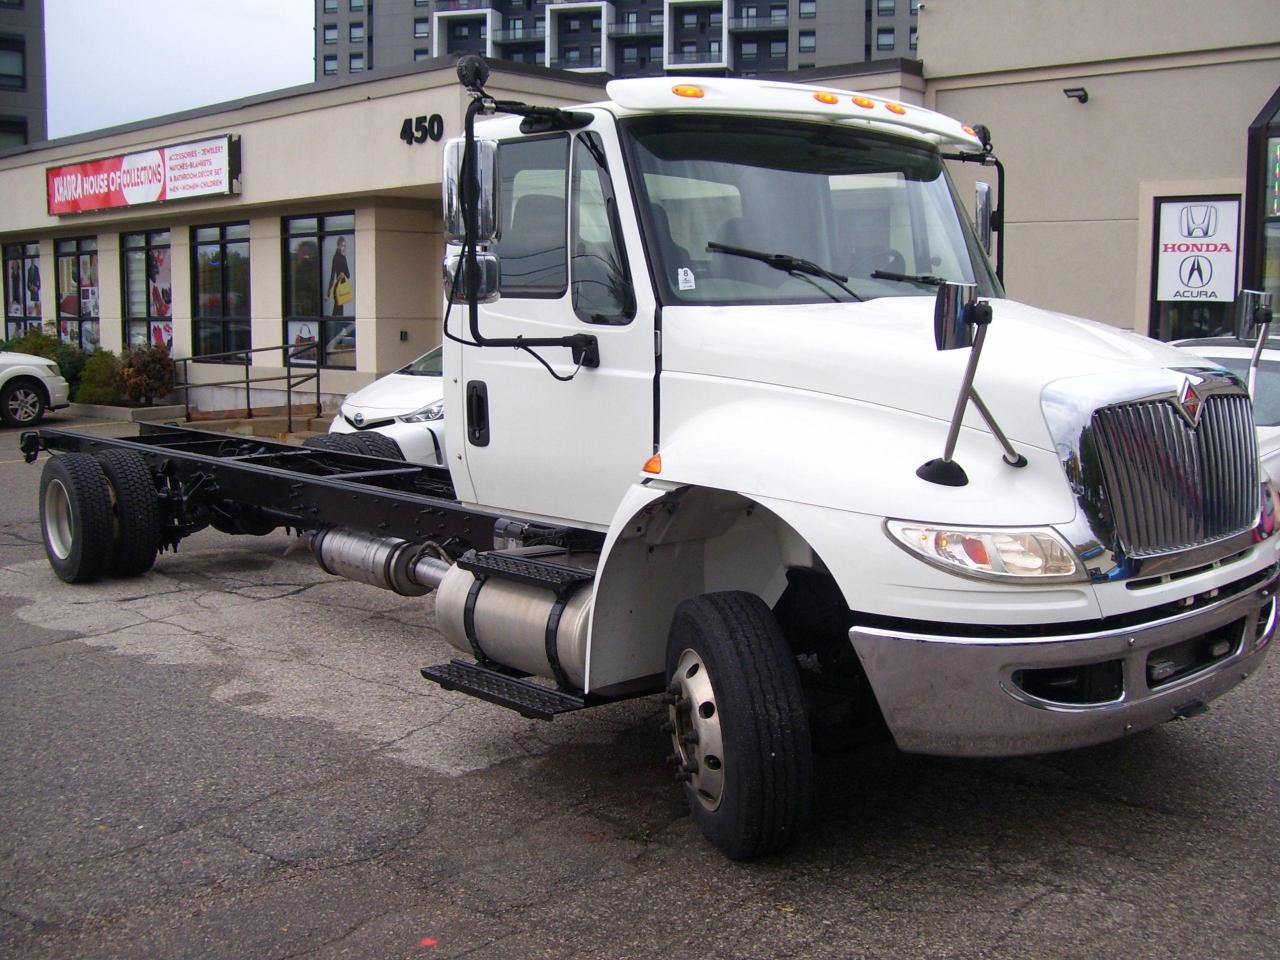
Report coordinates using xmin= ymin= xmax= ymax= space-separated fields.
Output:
xmin=20 ymin=423 xmax=601 ymax=555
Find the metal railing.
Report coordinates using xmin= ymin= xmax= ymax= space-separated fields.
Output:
xmin=549 ymin=54 xmax=603 ymax=68
xmin=729 ymin=14 xmax=788 ymax=29
xmin=492 ymin=27 xmax=545 ymax=41
xmin=610 ymin=20 xmax=663 ymax=35
xmin=173 ymin=342 xmax=355 ymax=433
xmin=435 ymin=0 xmax=491 ymax=10
xmin=666 ymin=50 xmax=726 ymax=64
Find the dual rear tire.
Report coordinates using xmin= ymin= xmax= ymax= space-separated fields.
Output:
xmin=39 ymin=451 xmax=159 ymax=583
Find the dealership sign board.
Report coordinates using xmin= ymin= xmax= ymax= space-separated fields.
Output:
xmin=1155 ymin=197 xmax=1239 ymax=302
xmin=46 ymin=136 xmax=239 ymax=216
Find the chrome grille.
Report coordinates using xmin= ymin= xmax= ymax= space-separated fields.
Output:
xmin=1089 ymin=394 xmax=1258 ymax=557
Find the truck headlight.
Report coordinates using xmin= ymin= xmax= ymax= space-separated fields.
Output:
xmin=399 ymin=399 xmax=444 ymax=423
xmin=885 ymin=520 xmax=1082 ymax=582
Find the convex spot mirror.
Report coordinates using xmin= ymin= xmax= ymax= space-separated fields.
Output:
xmin=1234 ymin=289 xmax=1274 ymax=343
xmin=443 ymin=138 xmax=499 ymax=245
xmin=975 ymin=182 xmax=993 ymax=255
xmin=443 ymin=252 xmax=501 ymax=305
xmin=933 ymin=280 xmax=981 ymax=350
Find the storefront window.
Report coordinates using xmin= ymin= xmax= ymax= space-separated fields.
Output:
xmin=192 ymin=223 xmax=250 ymax=361
xmin=1264 ymin=136 xmax=1280 ymax=306
xmin=283 ymin=213 xmax=356 ymax=368
xmin=55 ymin=237 xmax=99 ymax=352
xmin=3 ymin=240 xmax=41 ymax=340
xmin=122 ymin=230 xmax=172 ymax=350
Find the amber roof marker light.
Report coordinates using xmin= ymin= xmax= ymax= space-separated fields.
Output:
xmin=672 ymin=84 xmax=705 ymax=99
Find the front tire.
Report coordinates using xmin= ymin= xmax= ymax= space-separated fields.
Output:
xmin=39 ymin=454 xmax=114 ymax=583
xmin=665 ymin=591 xmax=812 ymax=859
xmin=2 ymin=378 xmax=47 ymax=427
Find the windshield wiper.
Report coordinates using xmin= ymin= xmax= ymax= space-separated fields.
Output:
xmin=871 ymin=269 xmax=949 ymax=287
xmin=707 ymin=241 xmax=862 ymax=302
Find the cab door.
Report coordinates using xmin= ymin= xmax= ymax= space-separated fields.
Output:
xmin=449 ymin=122 xmax=656 ymax=528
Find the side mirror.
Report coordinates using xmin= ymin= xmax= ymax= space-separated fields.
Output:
xmin=933 ymin=281 xmax=980 ymax=350
xmin=442 ymin=251 xmax=500 ymax=305
xmin=1235 ymin=289 xmax=1275 ymax=343
xmin=443 ymin=138 xmax=499 ymax=245
xmin=975 ymin=182 xmax=993 ymax=255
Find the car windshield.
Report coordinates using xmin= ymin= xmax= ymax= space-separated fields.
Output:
xmin=398 ymin=345 xmax=443 ymax=376
xmin=1196 ymin=356 xmax=1280 ymax=427
xmin=623 ymin=115 xmax=1002 ymax=306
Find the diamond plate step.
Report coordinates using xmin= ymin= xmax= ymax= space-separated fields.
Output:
xmin=421 ymin=659 xmax=588 ymax=720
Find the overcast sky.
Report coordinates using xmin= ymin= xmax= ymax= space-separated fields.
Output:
xmin=46 ymin=0 xmax=315 ymax=139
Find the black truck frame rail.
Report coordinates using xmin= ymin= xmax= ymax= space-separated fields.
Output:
xmin=20 ymin=423 xmax=602 ymax=556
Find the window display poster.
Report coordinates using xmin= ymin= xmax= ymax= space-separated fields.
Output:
xmin=150 ymin=320 xmax=173 ymax=350
xmin=323 ymin=233 xmax=354 ymax=317
xmin=288 ymin=320 xmax=318 ymax=365
xmin=149 ymin=248 xmax=171 ymax=318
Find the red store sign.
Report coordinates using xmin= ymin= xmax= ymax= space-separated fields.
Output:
xmin=46 ymin=136 xmax=240 ymax=216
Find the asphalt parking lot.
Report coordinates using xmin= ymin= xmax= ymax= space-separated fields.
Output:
xmin=3 ymin=413 xmax=1280 ymax=960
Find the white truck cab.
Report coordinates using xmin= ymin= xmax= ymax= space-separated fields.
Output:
xmin=439 ymin=69 xmax=1278 ymax=855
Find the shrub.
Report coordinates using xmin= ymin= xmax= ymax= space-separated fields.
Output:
xmin=119 ymin=344 xmax=175 ymax=406
xmin=73 ymin=349 xmax=121 ymax=405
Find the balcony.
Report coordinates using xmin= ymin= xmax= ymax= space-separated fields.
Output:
xmin=729 ymin=14 xmax=788 ymax=30
xmin=434 ymin=0 xmax=491 ymax=9
xmin=492 ymin=27 xmax=546 ymax=42
xmin=667 ymin=50 xmax=726 ymax=65
xmin=610 ymin=20 xmax=664 ymax=36
xmin=549 ymin=53 xmax=604 ymax=69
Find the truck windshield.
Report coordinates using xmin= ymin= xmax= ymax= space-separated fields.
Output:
xmin=622 ymin=115 xmax=1002 ymax=306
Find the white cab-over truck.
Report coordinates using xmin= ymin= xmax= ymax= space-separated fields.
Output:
xmin=24 ymin=62 xmax=1279 ymax=859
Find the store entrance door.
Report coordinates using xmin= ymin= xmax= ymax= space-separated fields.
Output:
xmin=1153 ymin=300 xmax=1234 ymax=341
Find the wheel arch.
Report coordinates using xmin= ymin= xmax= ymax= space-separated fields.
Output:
xmin=585 ymin=482 xmax=846 ymax=694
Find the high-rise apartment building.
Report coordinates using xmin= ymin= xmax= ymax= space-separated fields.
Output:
xmin=0 ymin=0 xmax=46 ymax=147
xmin=315 ymin=0 xmax=917 ymax=83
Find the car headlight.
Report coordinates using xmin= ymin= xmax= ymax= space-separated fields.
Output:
xmin=399 ymin=399 xmax=444 ymax=423
xmin=885 ymin=520 xmax=1082 ymax=582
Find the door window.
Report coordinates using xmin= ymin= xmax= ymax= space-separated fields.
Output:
xmin=493 ymin=136 xmax=569 ymax=297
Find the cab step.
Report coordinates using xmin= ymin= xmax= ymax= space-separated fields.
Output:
xmin=421 ymin=658 xmax=589 ymax=720
xmin=457 ymin=549 xmax=594 ymax=596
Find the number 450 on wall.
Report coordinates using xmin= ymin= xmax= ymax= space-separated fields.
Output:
xmin=400 ymin=114 xmax=445 ymax=145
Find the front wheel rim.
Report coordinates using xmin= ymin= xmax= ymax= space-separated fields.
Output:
xmin=8 ymin=387 xmax=40 ymax=422
xmin=670 ymin=648 xmax=726 ymax=811
xmin=44 ymin=478 xmax=74 ymax=560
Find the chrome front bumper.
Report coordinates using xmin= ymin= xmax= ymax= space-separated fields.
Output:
xmin=849 ymin=568 xmax=1278 ymax=757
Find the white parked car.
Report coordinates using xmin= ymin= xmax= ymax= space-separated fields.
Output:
xmin=1172 ymin=336 xmax=1280 ymax=480
xmin=328 ymin=346 xmax=445 ymax=464
xmin=0 ymin=351 xmax=70 ymax=428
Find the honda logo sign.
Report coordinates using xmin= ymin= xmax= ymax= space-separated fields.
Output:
xmin=1155 ymin=198 xmax=1239 ymax=303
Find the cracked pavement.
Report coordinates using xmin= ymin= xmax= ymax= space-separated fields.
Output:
xmin=2 ymin=415 xmax=1279 ymax=959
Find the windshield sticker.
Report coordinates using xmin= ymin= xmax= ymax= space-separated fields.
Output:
xmin=677 ymin=268 xmax=696 ymax=291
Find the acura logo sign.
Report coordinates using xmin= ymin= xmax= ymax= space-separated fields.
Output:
xmin=1178 ymin=255 xmax=1212 ymax=289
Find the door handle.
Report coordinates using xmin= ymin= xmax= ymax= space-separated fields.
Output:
xmin=466 ymin=380 xmax=489 ymax=447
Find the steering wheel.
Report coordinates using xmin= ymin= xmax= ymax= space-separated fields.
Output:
xmin=850 ymin=247 xmax=906 ymax=277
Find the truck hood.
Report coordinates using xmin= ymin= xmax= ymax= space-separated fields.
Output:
xmin=661 ymin=297 xmax=1205 ymax=452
